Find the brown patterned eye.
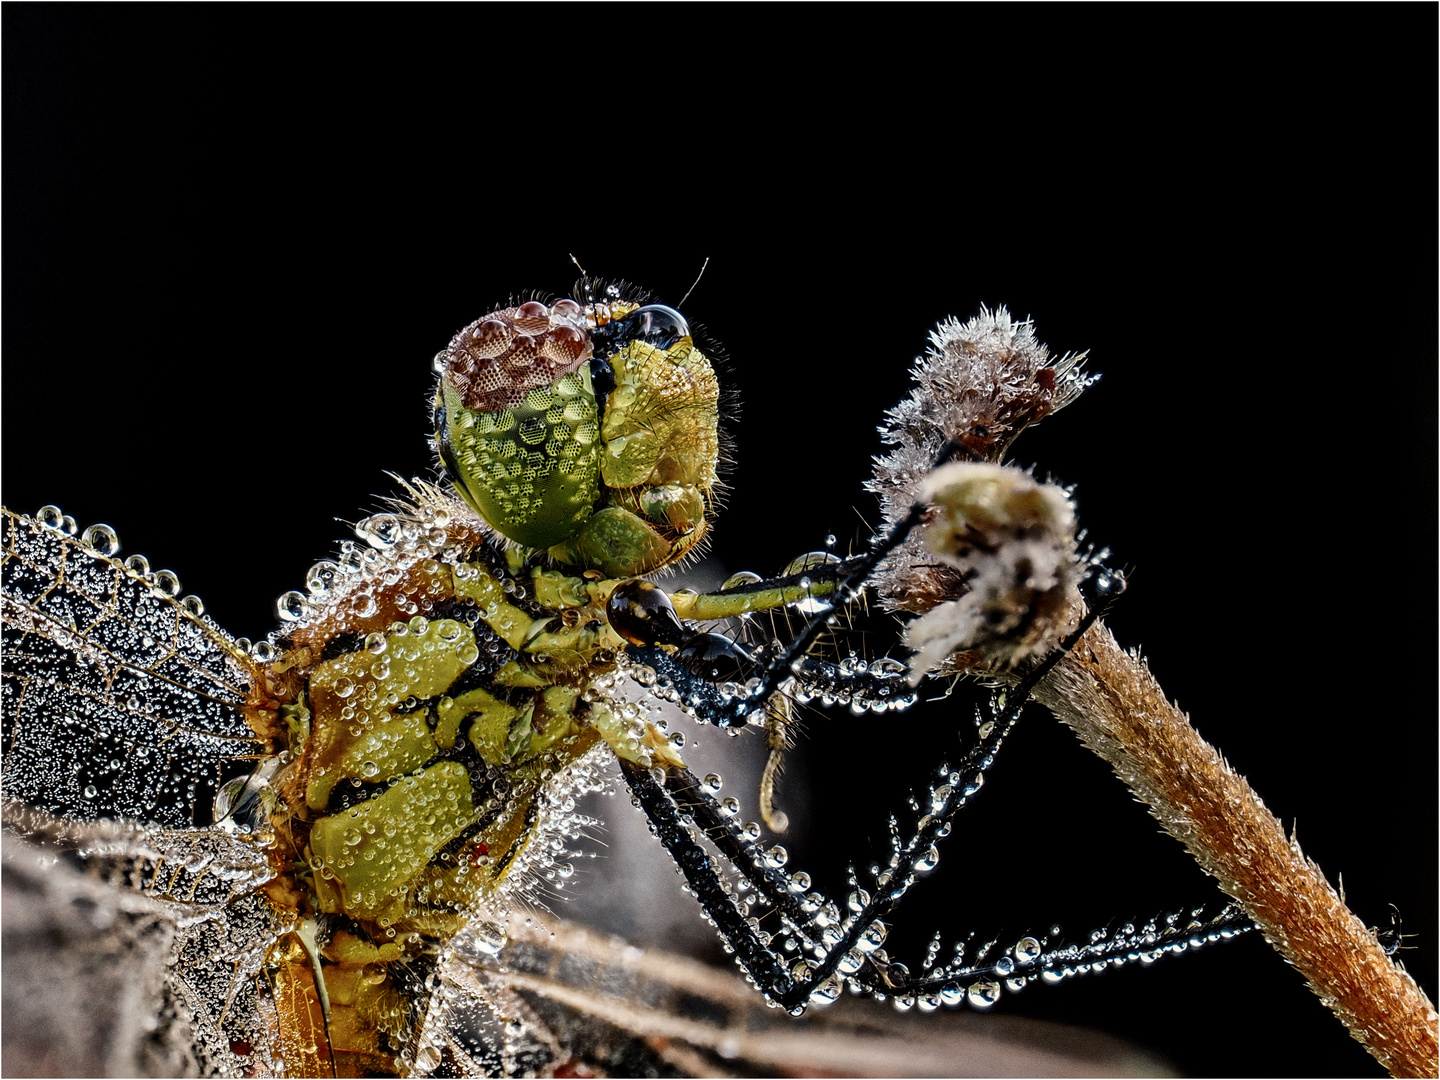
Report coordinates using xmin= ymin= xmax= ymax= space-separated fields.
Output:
xmin=442 ymin=302 xmax=595 ymax=413
xmin=540 ymin=324 xmax=587 ymax=363
xmin=503 ymin=334 xmax=539 ymax=369
xmin=469 ymin=319 xmax=512 ymax=358
xmin=513 ymin=301 xmax=551 ymax=333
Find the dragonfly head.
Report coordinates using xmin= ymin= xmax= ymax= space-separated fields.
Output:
xmin=434 ymin=286 xmax=721 ymax=578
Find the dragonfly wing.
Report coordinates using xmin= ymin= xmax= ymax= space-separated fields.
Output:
xmin=1 ymin=506 xmax=289 ymax=1080
xmin=2 ymin=827 xmax=196 ymax=1077
xmin=426 ymin=916 xmax=1169 ymax=1078
xmin=1 ymin=509 xmax=265 ymax=828
xmin=2 ymin=817 xmax=289 ymax=1078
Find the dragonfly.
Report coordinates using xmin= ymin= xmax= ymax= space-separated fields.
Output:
xmin=3 ymin=279 xmax=1388 ymax=1077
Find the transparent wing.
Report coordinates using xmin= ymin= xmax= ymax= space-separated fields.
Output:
xmin=2 ymin=508 xmax=293 ymax=1075
xmin=1 ymin=509 xmax=265 ymax=828
xmin=417 ymin=916 xmax=1167 ymax=1077
xmin=2 ymin=814 xmax=290 ymax=1078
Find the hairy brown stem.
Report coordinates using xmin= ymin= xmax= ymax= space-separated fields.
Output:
xmin=1032 ymin=620 xmax=1437 ymax=1078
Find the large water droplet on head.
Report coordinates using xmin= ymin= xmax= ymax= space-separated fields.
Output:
xmin=628 ymin=304 xmax=690 ymax=349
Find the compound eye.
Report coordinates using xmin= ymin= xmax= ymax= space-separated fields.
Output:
xmin=675 ymin=633 xmax=754 ymax=683
xmin=629 ymin=304 xmax=690 ymax=349
xmin=606 ymin=579 xmax=689 ymax=647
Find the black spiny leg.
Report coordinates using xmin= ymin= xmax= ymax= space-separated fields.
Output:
xmin=620 ymin=561 xmax=1250 ymax=1013
xmin=617 ymin=758 xmax=797 ymax=1005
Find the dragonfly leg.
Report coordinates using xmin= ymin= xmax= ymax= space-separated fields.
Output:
xmin=619 ymin=561 xmax=1235 ymax=1014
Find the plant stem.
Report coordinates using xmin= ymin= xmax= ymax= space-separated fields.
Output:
xmin=1031 ymin=619 xmax=1438 ymax=1078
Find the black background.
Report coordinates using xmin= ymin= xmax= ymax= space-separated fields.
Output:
xmin=5 ymin=7 xmax=1435 ymax=1076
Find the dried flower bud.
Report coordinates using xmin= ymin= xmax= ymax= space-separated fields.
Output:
xmin=868 ymin=306 xmax=1093 ymax=615
xmin=903 ymin=463 xmax=1080 ymax=680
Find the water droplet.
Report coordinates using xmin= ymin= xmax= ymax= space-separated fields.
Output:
xmin=857 ymin=920 xmax=887 ymax=952
xmin=306 ymin=560 xmax=339 ymax=596
xmin=276 ymin=591 xmax=309 ymax=622
xmin=355 ymin=513 xmax=402 ymax=548
xmin=967 ymin=979 xmax=1001 ymax=1009
xmin=470 ymin=921 xmax=508 ymax=957
xmin=81 ymin=523 xmax=120 ymax=556
xmin=721 ymin=570 xmax=763 ymax=591
xmin=1014 ymin=936 xmax=1042 ymax=962
xmin=781 ymin=551 xmax=841 ymax=576
xmin=809 ymin=976 xmax=842 ymax=1006
xmin=83 ymin=785 xmax=97 ymax=799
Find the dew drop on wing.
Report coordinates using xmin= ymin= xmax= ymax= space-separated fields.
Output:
xmin=2 ymin=509 xmax=264 ymax=829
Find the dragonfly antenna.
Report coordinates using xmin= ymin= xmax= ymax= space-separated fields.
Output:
xmin=678 ymin=257 xmax=709 ymax=308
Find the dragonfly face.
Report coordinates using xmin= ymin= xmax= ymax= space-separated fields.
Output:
xmin=435 ymin=288 xmax=721 ymax=578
